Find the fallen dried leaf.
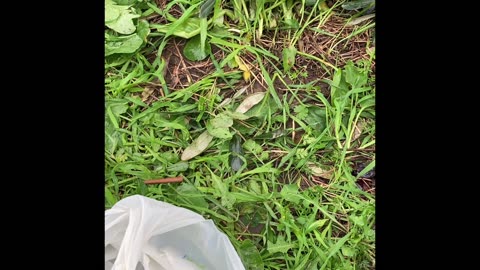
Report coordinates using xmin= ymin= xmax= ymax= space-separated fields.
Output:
xmin=307 ymin=162 xmax=334 ymax=179
xmin=141 ymin=87 xmax=155 ymax=102
xmin=181 ymin=131 xmax=214 ymax=161
xmin=235 ymin=92 xmax=266 ymax=114
xmin=352 ymin=120 xmax=365 ymax=141
xmin=346 ymin=14 xmax=375 ymax=26
xmin=235 ymin=55 xmax=251 ymax=82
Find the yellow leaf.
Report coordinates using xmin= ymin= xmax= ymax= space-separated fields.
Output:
xmin=235 ymin=55 xmax=251 ymax=82
xmin=243 ymin=70 xmax=251 ymax=81
xmin=234 ymin=55 xmax=247 ymax=71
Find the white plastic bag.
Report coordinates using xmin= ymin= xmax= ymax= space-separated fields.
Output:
xmin=105 ymin=195 xmax=246 ymax=270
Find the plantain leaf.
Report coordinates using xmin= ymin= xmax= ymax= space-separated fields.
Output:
xmin=151 ymin=18 xmax=201 ymax=39
xmin=183 ymin=34 xmax=211 ymax=61
xmin=267 ymin=235 xmax=295 ymax=254
xmin=282 ymin=45 xmax=297 ymax=73
xmin=105 ymin=0 xmax=140 ymax=34
xmin=105 ymin=33 xmax=143 ymax=56
xmin=206 ymin=125 xmax=232 ymax=139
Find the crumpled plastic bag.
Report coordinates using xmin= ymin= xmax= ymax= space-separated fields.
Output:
xmin=105 ymin=195 xmax=246 ymax=270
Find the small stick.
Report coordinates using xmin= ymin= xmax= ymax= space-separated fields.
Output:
xmin=144 ymin=176 xmax=183 ymax=185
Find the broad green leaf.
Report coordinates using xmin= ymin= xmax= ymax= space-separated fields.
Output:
xmin=210 ymin=113 xmax=233 ymax=128
xmin=181 ymin=131 xmax=214 ymax=161
xmin=249 ymin=180 xmax=262 ymax=194
xmin=105 ymin=0 xmax=126 ymax=23
xmin=235 ymin=92 xmax=266 ymax=113
xmin=259 ymin=152 xmax=269 ymax=161
xmin=221 ymin=193 xmax=236 ymax=209
xmin=105 ymin=53 xmax=133 ymax=67
xmin=109 ymin=102 xmax=129 ymax=116
xmin=165 ymin=2 xmax=203 ymax=37
xmin=183 ymin=34 xmax=211 ymax=61
xmin=350 ymin=215 xmax=365 ymax=226
xmin=167 ymin=161 xmax=189 ymax=172
xmin=136 ymin=20 xmax=150 ymax=42
xmin=105 ymin=187 xmax=117 ymax=207
xmin=294 ymin=104 xmax=309 ymax=120
xmin=297 ymin=216 xmax=307 ymax=225
xmin=330 ymin=68 xmax=342 ymax=99
xmin=209 ymin=25 xmax=232 ymax=37
xmin=106 ymin=11 xmax=139 ymax=34
xmin=328 ymin=69 xmax=349 ymax=100
xmin=358 ymin=95 xmax=375 ymax=109
xmin=284 ymin=18 xmax=299 ymax=28
xmin=243 ymin=139 xmax=262 ymax=155
xmin=345 ymin=61 xmax=368 ymax=88
xmin=209 ymin=169 xmax=236 ymax=209
xmin=105 ymin=127 xmax=121 ymax=154
xmin=176 ymin=183 xmax=208 ymax=209
xmin=267 ymin=235 xmax=295 ymax=254
xmin=206 ymin=114 xmax=232 ymax=138
xmin=341 ymin=246 xmax=355 ymax=257
xmin=152 ymin=115 xmax=189 ymax=132
xmin=105 ymin=34 xmax=143 ymax=56
xmin=105 ymin=0 xmax=140 ymax=34
xmin=151 ymin=18 xmax=201 ymax=39
xmin=159 ymin=151 xmax=179 ymax=163
xmin=233 ymin=119 xmax=262 ymax=136
xmin=280 ymin=184 xmax=302 ymax=204
xmin=305 ymin=106 xmax=327 ymax=134
xmin=206 ymin=124 xmax=232 ymax=139
xmin=239 ymin=239 xmax=264 ymax=270
xmin=282 ymin=45 xmax=297 ymax=73
xmin=305 ymin=219 xmax=328 ymax=233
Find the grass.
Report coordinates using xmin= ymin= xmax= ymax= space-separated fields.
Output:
xmin=105 ymin=0 xmax=375 ymax=269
